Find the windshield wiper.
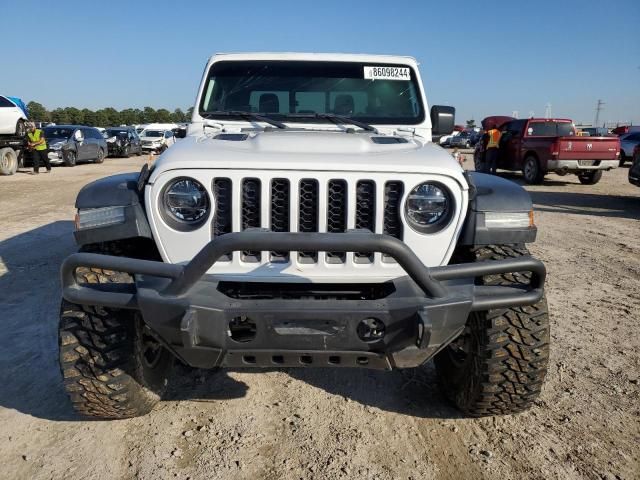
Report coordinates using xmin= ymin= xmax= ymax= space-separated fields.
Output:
xmin=201 ymin=111 xmax=287 ymax=129
xmin=285 ymin=113 xmax=377 ymax=133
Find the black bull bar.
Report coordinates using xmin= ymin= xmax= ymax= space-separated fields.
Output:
xmin=61 ymin=231 xmax=545 ymax=311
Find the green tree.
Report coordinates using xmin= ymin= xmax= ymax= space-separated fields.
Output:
xmin=172 ymin=108 xmax=186 ymax=123
xmin=65 ymin=107 xmax=84 ymax=125
xmin=94 ymin=110 xmax=109 ymax=127
xmin=186 ymin=106 xmax=194 ymax=119
xmin=155 ymin=108 xmax=172 ymax=123
xmin=50 ymin=108 xmax=70 ymax=125
xmin=466 ymin=119 xmax=476 ymax=129
xmin=27 ymin=101 xmax=49 ymax=122
xmin=142 ymin=107 xmax=157 ymax=123
xmin=119 ymin=108 xmax=137 ymax=125
xmin=82 ymin=108 xmax=97 ymax=126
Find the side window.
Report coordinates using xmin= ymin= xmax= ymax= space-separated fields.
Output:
xmin=0 ymin=96 xmax=14 ymax=107
xmin=164 ymin=131 xmax=172 ymax=138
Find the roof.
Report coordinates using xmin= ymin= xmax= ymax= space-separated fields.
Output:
xmin=209 ymin=52 xmax=419 ymax=66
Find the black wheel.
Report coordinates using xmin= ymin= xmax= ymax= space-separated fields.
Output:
xmin=15 ymin=119 xmax=26 ymax=137
xmin=435 ymin=245 xmax=550 ymax=416
xmin=577 ymin=170 xmax=602 ymax=185
xmin=123 ymin=146 xmax=130 ymax=158
xmin=0 ymin=147 xmax=18 ymax=175
xmin=619 ymin=151 xmax=626 ymax=167
xmin=63 ymin=150 xmax=77 ymax=167
xmin=523 ymin=156 xmax=544 ymax=184
xmin=95 ymin=148 xmax=105 ymax=164
xmin=59 ymin=253 xmax=173 ymax=419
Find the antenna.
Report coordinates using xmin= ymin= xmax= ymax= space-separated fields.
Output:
xmin=544 ymin=103 xmax=552 ymax=119
xmin=594 ymin=99 xmax=605 ymax=127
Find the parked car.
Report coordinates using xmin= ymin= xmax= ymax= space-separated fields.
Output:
xmin=612 ymin=125 xmax=640 ymax=136
xmin=450 ymin=130 xmax=481 ymax=149
xmin=0 ymin=95 xmax=27 ymax=136
xmin=475 ymin=117 xmax=620 ymax=185
xmin=629 ymin=144 xmax=640 ymax=187
xmin=438 ymin=130 xmax=459 ymax=147
xmin=619 ymin=131 xmax=640 ymax=166
xmin=105 ymin=126 xmax=142 ymax=157
xmin=58 ymin=52 xmax=550 ymax=420
xmin=579 ymin=127 xmax=610 ymax=137
xmin=44 ymin=125 xmax=107 ymax=166
xmin=140 ymin=128 xmax=175 ymax=153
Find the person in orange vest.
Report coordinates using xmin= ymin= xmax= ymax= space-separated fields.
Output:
xmin=26 ymin=122 xmax=51 ymax=174
xmin=483 ymin=124 xmax=501 ymax=174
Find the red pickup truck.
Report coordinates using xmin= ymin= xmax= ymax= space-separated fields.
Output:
xmin=475 ymin=117 xmax=620 ymax=185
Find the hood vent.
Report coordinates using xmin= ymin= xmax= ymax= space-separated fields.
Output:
xmin=215 ymin=133 xmax=249 ymax=141
xmin=371 ymin=136 xmax=408 ymax=144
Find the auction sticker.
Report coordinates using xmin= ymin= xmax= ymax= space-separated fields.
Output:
xmin=364 ymin=66 xmax=411 ymax=81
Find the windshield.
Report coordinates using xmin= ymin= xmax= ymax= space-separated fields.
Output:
xmin=44 ymin=127 xmax=74 ymax=139
xmin=106 ymin=129 xmax=129 ymax=137
xmin=199 ymin=60 xmax=424 ymax=125
xmin=527 ymin=121 xmax=575 ymax=137
xmin=143 ymin=130 xmax=163 ymax=137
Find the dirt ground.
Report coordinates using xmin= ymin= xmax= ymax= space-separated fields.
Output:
xmin=0 ymin=154 xmax=638 ymax=480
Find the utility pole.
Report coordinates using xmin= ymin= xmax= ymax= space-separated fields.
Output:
xmin=594 ymin=99 xmax=605 ymax=127
xmin=544 ymin=103 xmax=552 ymax=119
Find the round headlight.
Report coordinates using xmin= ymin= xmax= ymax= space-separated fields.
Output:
xmin=405 ymin=182 xmax=453 ymax=233
xmin=161 ymin=177 xmax=210 ymax=230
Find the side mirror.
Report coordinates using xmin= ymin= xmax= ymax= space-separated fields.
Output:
xmin=430 ymin=105 xmax=455 ymax=136
xmin=74 ymin=130 xmax=83 ymax=142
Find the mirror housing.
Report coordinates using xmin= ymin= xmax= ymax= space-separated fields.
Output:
xmin=430 ymin=105 xmax=455 ymax=136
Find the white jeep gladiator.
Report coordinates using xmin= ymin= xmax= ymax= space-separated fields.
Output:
xmin=59 ymin=53 xmax=549 ymax=419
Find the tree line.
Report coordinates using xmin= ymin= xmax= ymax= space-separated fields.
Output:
xmin=26 ymin=102 xmax=194 ymax=126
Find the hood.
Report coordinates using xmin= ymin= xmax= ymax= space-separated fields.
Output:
xmin=149 ymin=130 xmax=467 ymax=187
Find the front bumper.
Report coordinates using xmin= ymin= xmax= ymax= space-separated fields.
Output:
xmin=61 ymin=231 xmax=546 ymax=370
xmin=548 ymin=159 xmax=618 ymax=171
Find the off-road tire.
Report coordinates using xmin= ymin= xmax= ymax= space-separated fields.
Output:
xmin=0 ymin=147 xmax=18 ymax=175
xmin=58 ymin=246 xmax=173 ymax=419
xmin=523 ymin=156 xmax=545 ymax=184
xmin=435 ymin=244 xmax=550 ymax=416
xmin=577 ymin=170 xmax=602 ymax=185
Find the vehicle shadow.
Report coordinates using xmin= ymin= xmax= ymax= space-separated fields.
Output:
xmin=0 ymin=221 xmax=249 ymax=421
xmin=529 ymin=191 xmax=640 ymax=220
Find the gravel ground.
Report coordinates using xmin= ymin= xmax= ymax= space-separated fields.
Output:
xmin=0 ymin=154 xmax=638 ymax=480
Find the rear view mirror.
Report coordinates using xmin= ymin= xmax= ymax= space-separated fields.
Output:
xmin=431 ymin=105 xmax=455 ymax=136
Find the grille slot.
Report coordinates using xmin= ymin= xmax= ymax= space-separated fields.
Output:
xmin=270 ymin=178 xmax=290 ymax=262
xmin=383 ymin=181 xmax=404 ymax=262
xmin=326 ymin=180 xmax=348 ymax=263
xmin=241 ymin=178 xmax=261 ymax=262
xmin=298 ymin=179 xmax=319 ymax=263
xmin=355 ymin=180 xmax=376 ymax=262
xmin=212 ymin=178 xmax=232 ymax=261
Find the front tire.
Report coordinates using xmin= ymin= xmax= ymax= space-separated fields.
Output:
xmin=619 ymin=151 xmax=626 ymax=167
xmin=435 ymin=245 xmax=550 ymax=416
xmin=577 ymin=170 xmax=602 ymax=185
xmin=523 ymin=156 xmax=544 ymax=184
xmin=123 ymin=146 xmax=130 ymax=158
xmin=63 ymin=150 xmax=77 ymax=167
xmin=15 ymin=119 xmax=26 ymax=137
xmin=95 ymin=148 xmax=105 ymax=164
xmin=58 ymin=260 xmax=173 ymax=419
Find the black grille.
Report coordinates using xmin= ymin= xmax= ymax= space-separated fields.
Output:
xmin=383 ymin=181 xmax=404 ymax=261
xmin=241 ymin=178 xmax=261 ymax=262
xmin=327 ymin=180 xmax=347 ymax=262
xmin=212 ymin=178 xmax=232 ymax=261
xmin=270 ymin=178 xmax=290 ymax=261
xmin=355 ymin=180 xmax=376 ymax=262
xmin=298 ymin=179 xmax=319 ymax=263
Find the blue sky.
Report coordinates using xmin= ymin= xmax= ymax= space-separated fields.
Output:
xmin=4 ymin=0 xmax=639 ymax=125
